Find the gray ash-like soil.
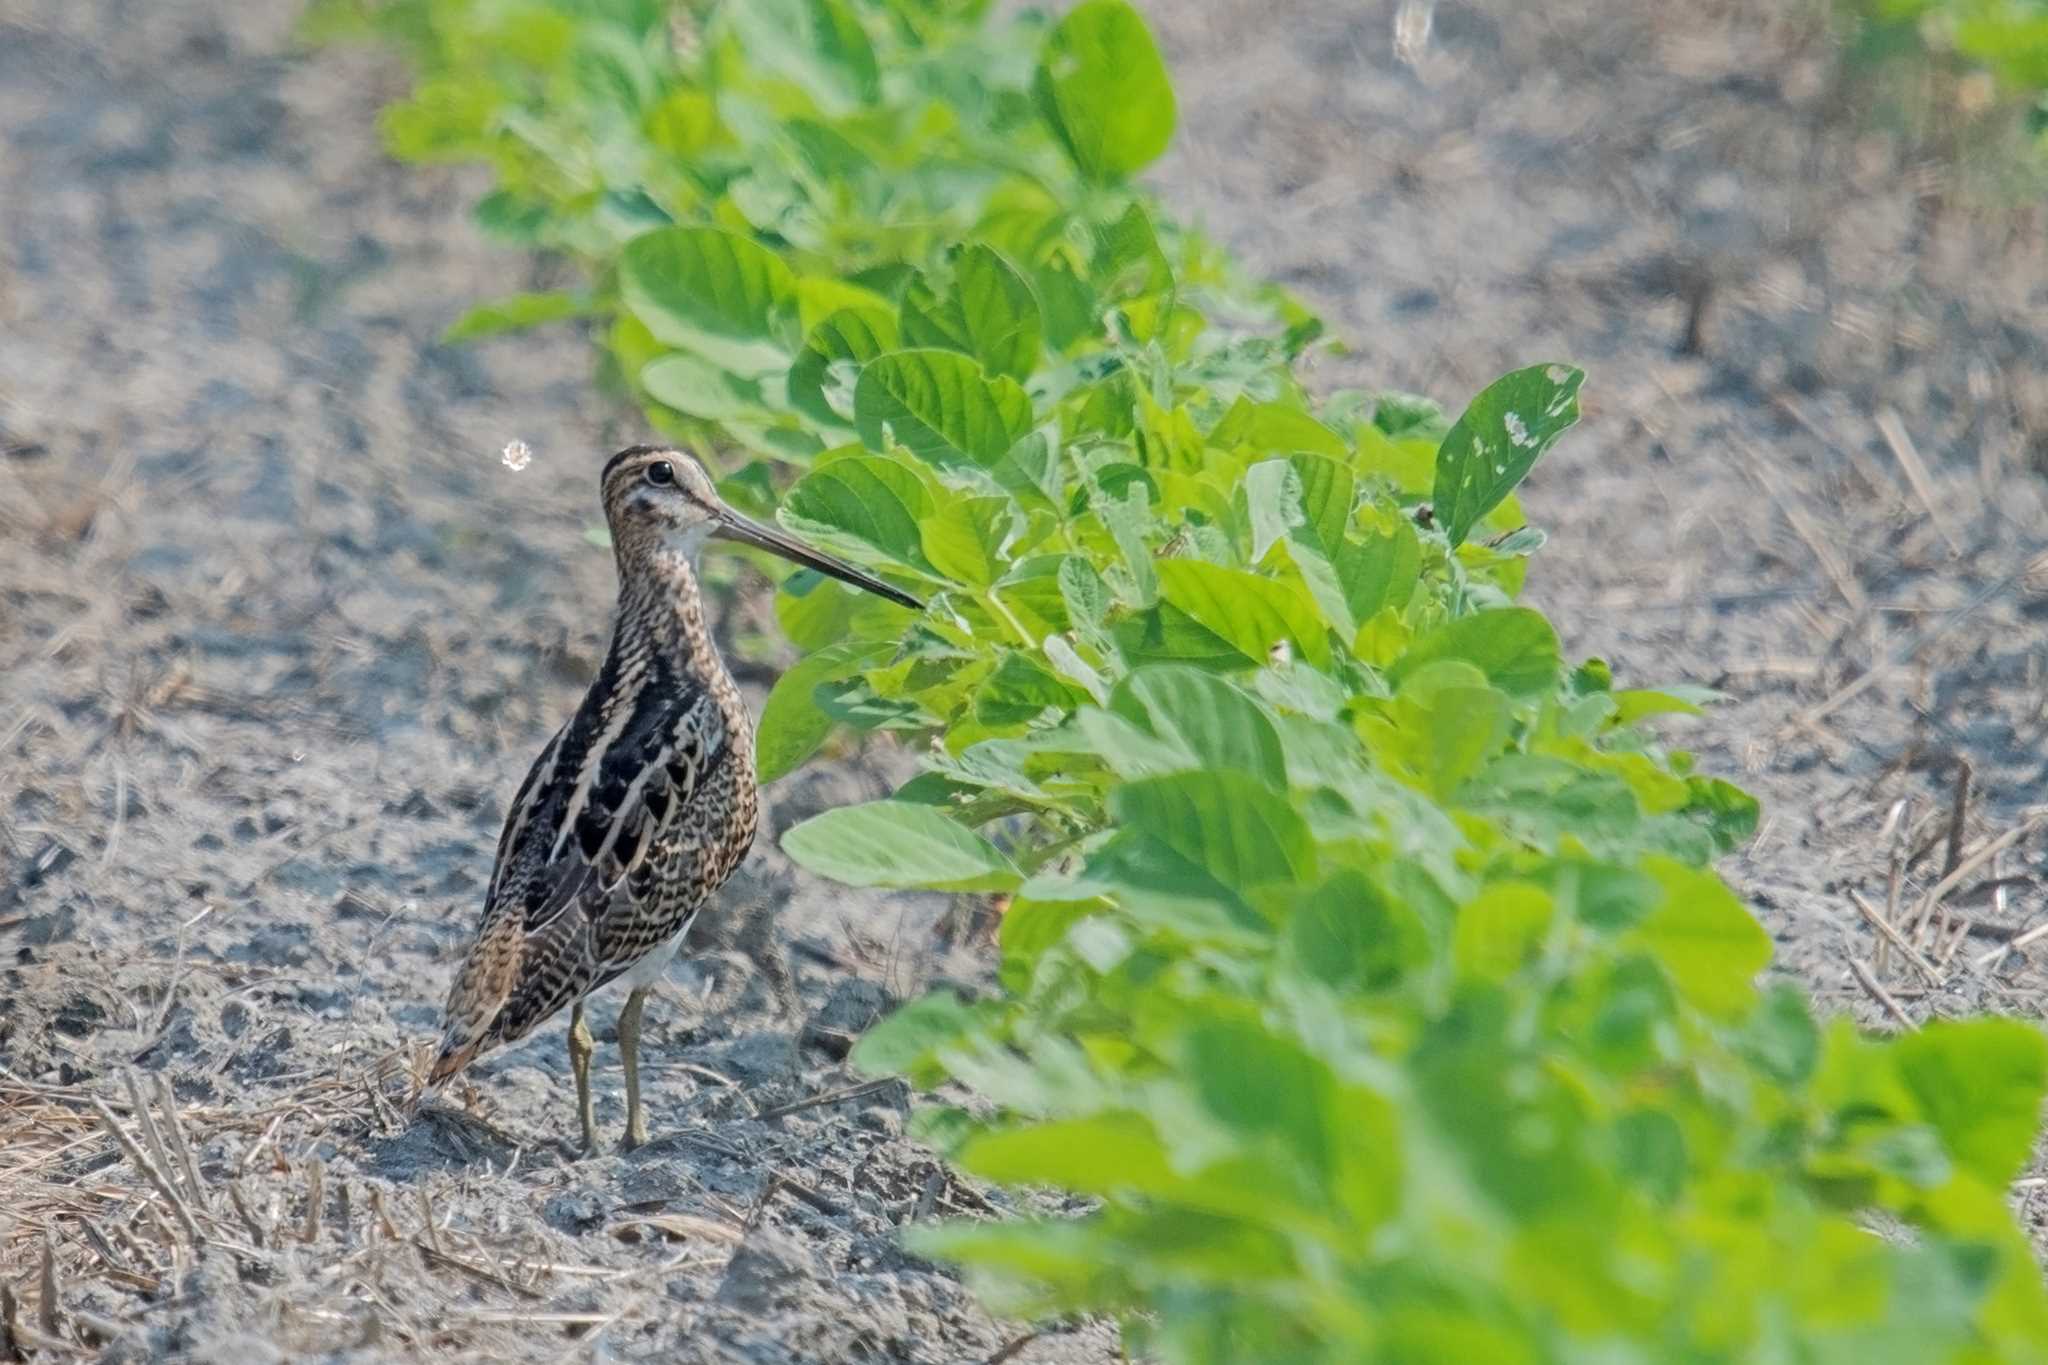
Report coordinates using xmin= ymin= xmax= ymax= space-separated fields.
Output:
xmin=6 ymin=0 xmax=2048 ymax=1358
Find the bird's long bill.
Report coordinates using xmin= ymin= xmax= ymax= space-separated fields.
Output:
xmin=712 ymin=506 xmax=924 ymax=611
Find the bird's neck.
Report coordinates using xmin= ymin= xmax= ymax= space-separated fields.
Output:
xmin=617 ymin=539 xmax=709 ymax=652
xmin=611 ymin=542 xmax=752 ymax=741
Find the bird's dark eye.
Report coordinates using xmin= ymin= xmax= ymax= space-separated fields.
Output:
xmin=644 ymin=461 xmax=675 ymax=487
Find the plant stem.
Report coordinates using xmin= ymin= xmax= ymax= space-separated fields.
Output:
xmin=982 ymin=589 xmax=1036 ymax=649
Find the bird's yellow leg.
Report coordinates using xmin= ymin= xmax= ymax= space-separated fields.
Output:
xmin=567 ymin=1001 xmax=597 ymax=1155
xmin=618 ymin=987 xmax=649 ymax=1152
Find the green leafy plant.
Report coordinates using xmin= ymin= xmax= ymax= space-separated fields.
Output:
xmin=312 ymin=0 xmax=2048 ymax=1358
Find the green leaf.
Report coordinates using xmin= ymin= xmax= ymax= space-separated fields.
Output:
xmin=1359 ymin=670 xmax=1511 ymax=799
xmin=1247 ymin=455 xmax=1419 ymax=638
xmin=1893 ymin=1019 xmax=2048 ymax=1189
xmin=1433 ymin=363 xmax=1585 ymax=547
xmin=855 ymin=349 xmax=1034 ymax=467
xmin=1453 ymin=882 xmax=1557 ymax=983
xmin=645 ymin=87 xmax=724 ymax=157
xmin=569 ymin=21 xmax=658 ymax=114
xmin=1110 ymin=667 xmax=1285 ymax=789
xmin=443 ymin=291 xmax=594 ymax=342
xmin=1290 ymin=519 xmax=1421 ymax=642
xmin=757 ymin=640 xmax=895 ymax=783
xmin=1089 ymin=201 xmax=1175 ymax=305
xmin=1289 ymin=869 xmax=1421 ymax=991
xmin=1375 ymin=391 xmax=1451 ymax=440
xmin=1335 ymin=525 xmax=1423 ymax=623
xmin=639 ymin=352 xmax=773 ymax=422
xmin=959 ymin=1112 xmax=1179 ymax=1195
xmin=1112 ymin=603 xmax=1242 ymax=669
xmin=1390 ymin=607 xmax=1562 ymax=700
xmin=850 ymin=991 xmax=976 ymax=1086
xmin=903 ymin=246 xmax=1044 ymax=382
xmin=1614 ymin=1109 xmax=1688 ymax=1205
xmin=1610 ymin=686 xmax=1720 ymax=726
xmin=725 ymin=0 xmax=880 ymax=113
xmin=1000 ymin=895 xmax=1102 ymax=983
xmin=1088 ymin=470 xmax=1159 ymax=606
xmin=1458 ymin=757 xmax=1643 ymax=854
xmin=922 ymin=494 xmax=1017 ymax=589
xmin=976 ymin=651 xmax=1082 ymax=728
xmin=1041 ymin=635 xmax=1110 ymax=706
xmin=1626 ymin=858 xmax=1770 ymax=1020
xmin=1156 ymin=560 xmax=1329 ymax=668
xmin=471 ymin=189 xmax=548 ymax=243
xmin=776 ymin=566 xmax=910 ymax=652
xmin=1242 ymin=460 xmax=1303 ymax=563
xmin=1185 ymin=1021 xmax=1337 ymax=1177
xmin=783 ymin=800 xmax=1021 ymax=892
xmin=789 ymin=306 xmax=899 ymax=431
xmin=1034 ymin=0 xmax=1176 ymax=183
xmin=905 ymin=1217 xmax=1120 ymax=1307
xmin=1058 ymin=555 xmax=1111 ymax=634
xmin=802 ymin=0 xmax=882 ymax=105
xmin=1210 ymin=400 xmax=1349 ymax=460
xmin=620 ymin=226 xmax=797 ymax=378
xmin=1688 ymin=776 xmax=1761 ymax=854
xmin=378 ymin=76 xmax=501 ymax=162
xmin=1740 ymin=984 xmax=1821 ymax=1085
xmin=781 ymin=454 xmax=933 ymax=570
xmin=1288 ymin=452 xmax=1357 ymax=544
xmin=1111 ymin=771 xmax=1315 ymax=891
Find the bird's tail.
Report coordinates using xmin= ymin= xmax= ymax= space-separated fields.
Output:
xmin=426 ymin=1033 xmax=481 ymax=1088
xmin=427 ymin=915 xmax=521 ymax=1089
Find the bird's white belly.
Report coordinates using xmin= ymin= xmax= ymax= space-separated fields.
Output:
xmin=616 ymin=921 xmax=693 ymax=991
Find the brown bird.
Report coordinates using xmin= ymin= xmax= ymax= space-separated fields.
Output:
xmin=429 ymin=445 xmax=921 ymax=1151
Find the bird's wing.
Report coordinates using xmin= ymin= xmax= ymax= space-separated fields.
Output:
xmin=431 ymin=673 xmax=727 ymax=1082
xmin=480 ymin=723 xmax=566 ymax=915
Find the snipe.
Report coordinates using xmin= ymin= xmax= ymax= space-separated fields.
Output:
xmin=428 ymin=446 xmax=921 ymax=1152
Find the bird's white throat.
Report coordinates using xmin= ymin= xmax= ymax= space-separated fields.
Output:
xmin=660 ymin=520 xmax=713 ymax=568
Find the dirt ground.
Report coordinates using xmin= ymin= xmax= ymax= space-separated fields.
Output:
xmin=6 ymin=0 xmax=2048 ymax=1360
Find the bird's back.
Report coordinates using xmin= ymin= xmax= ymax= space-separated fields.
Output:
xmin=431 ymin=609 xmax=757 ymax=1083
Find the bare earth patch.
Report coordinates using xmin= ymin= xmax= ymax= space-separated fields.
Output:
xmin=5 ymin=0 xmax=2048 ymax=1358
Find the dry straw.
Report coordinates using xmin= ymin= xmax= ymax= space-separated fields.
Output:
xmin=0 ymin=1051 xmax=743 ymax=1357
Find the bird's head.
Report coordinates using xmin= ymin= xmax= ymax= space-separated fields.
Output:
xmin=598 ymin=445 xmax=923 ymax=610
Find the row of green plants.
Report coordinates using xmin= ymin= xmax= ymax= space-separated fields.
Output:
xmin=309 ymin=0 xmax=2048 ymax=1358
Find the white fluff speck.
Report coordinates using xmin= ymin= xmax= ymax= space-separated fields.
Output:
xmin=1504 ymin=411 xmax=1532 ymax=447
xmin=501 ymin=439 xmax=532 ymax=472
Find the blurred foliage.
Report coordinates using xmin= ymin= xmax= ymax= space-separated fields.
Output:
xmin=309 ymin=0 xmax=2048 ymax=1359
xmin=1849 ymin=0 xmax=2048 ymax=91
xmin=1840 ymin=0 xmax=2048 ymax=154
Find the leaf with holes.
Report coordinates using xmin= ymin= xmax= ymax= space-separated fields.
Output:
xmin=1433 ymin=364 xmax=1584 ymax=547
